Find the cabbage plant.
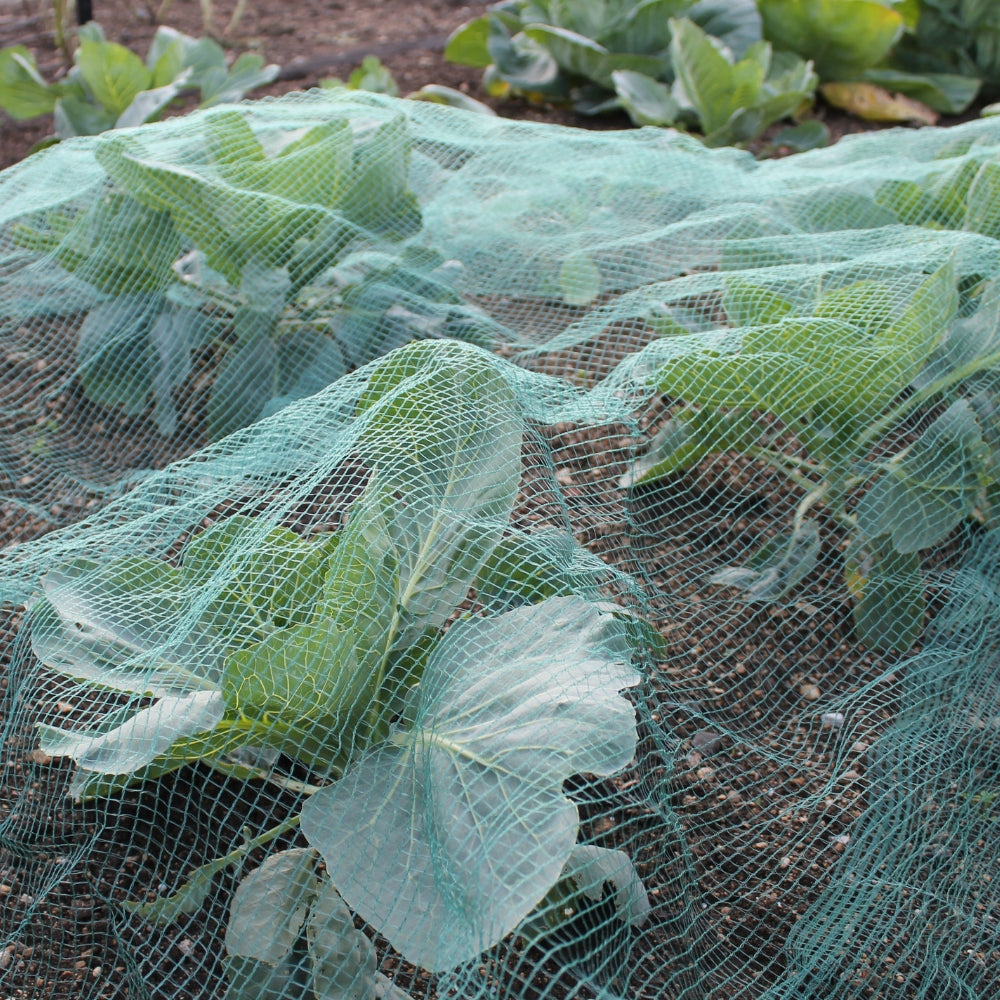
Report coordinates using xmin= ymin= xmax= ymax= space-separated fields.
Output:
xmin=29 ymin=342 xmax=651 ymax=996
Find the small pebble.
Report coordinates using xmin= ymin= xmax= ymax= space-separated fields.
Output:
xmin=800 ymin=683 xmax=821 ymax=701
xmin=821 ymin=712 xmax=845 ymax=728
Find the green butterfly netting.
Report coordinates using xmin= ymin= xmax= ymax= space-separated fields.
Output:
xmin=0 ymin=89 xmax=997 ymax=1000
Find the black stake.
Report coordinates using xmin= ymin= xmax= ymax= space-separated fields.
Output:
xmin=77 ymin=0 xmax=93 ymax=25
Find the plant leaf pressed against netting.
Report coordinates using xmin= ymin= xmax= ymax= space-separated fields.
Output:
xmin=1 ymin=88 xmax=1000 ymax=1000
xmin=300 ymin=596 xmax=640 ymax=972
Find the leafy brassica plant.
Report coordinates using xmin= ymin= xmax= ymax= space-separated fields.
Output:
xmin=0 ymin=23 xmax=278 ymax=142
xmin=15 ymin=109 xmax=501 ymax=440
xmin=30 ymin=342 xmax=652 ymax=991
xmin=613 ymin=17 xmax=817 ymax=145
xmin=892 ymin=0 xmax=1000 ymax=102
xmin=622 ymin=252 xmax=1000 ymax=652
xmin=444 ymin=0 xmax=816 ymax=145
xmin=757 ymin=0 xmax=981 ymax=116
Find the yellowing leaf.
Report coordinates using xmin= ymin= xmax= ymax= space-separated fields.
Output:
xmin=820 ymin=82 xmax=938 ymax=125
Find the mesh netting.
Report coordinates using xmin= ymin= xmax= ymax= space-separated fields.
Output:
xmin=1 ymin=89 xmax=998 ymax=1000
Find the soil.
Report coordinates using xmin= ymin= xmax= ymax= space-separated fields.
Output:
xmin=2 ymin=4 xmax=999 ymax=1000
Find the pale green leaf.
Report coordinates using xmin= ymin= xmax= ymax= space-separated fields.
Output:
xmin=559 ymin=252 xmax=601 ymax=306
xmin=561 ymin=845 xmax=650 ymax=927
xmin=300 ymin=596 xmax=640 ymax=971
xmin=444 ymin=16 xmax=493 ymax=68
xmin=38 ymin=690 xmax=225 ymax=773
xmin=757 ymin=0 xmax=904 ymax=80
xmin=76 ymin=38 xmax=152 ymax=116
xmin=307 ymin=883 xmax=377 ymax=1000
xmin=115 ymin=71 xmax=192 ymax=128
xmin=0 ymin=46 xmax=60 ymax=119
xmin=848 ymin=542 xmax=925 ymax=651
xmin=611 ymin=69 xmax=678 ymax=125
xmin=226 ymin=848 xmax=319 ymax=965
xmin=856 ymin=400 xmax=990 ymax=554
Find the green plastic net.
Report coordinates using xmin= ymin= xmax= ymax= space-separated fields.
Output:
xmin=1 ymin=89 xmax=998 ymax=1000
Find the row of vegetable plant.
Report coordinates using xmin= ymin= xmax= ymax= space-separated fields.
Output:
xmin=622 ymin=148 xmax=1000 ymax=650
xmin=0 ymin=23 xmax=278 ymax=144
xmin=14 ymin=108 xmax=500 ymax=440
xmin=445 ymin=0 xmax=1000 ymax=146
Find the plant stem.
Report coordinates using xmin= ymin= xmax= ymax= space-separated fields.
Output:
xmin=204 ymin=756 xmax=328 ymax=795
xmin=51 ymin=0 xmax=72 ymax=63
xmin=745 ymin=445 xmax=822 ymax=493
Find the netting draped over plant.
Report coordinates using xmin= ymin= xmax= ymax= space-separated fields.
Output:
xmin=0 ymin=89 xmax=998 ymax=1000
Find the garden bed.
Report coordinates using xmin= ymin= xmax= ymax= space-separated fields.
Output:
xmin=2 ymin=4 xmax=1000 ymax=1000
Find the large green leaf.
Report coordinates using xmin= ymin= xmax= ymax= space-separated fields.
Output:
xmin=523 ymin=24 xmax=666 ymax=88
xmin=875 ymin=259 xmax=957 ymax=384
xmin=52 ymin=191 xmax=181 ymax=295
xmin=0 ymin=46 xmax=60 ymax=119
xmin=221 ymin=619 xmax=378 ymax=769
xmin=653 ymin=318 xmax=899 ymax=428
xmin=670 ymin=17 xmax=757 ymax=135
xmin=96 ymin=134 xmax=332 ymax=282
xmin=76 ymin=37 xmax=152 ymax=116
xmin=687 ymin=0 xmax=762 ymax=59
xmin=340 ymin=115 xmax=421 ymax=238
xmin=757 ymin=0 xmax=904 ymax=81
xmin=620 ymin=405 xmax=758 ymax=486
xmin=651 ymin=264 xmax=955 ymax=464
xmin=964 ymin=161 xmax=1000 ymax=241
xmin=300 ymin=596 xmax=640 ymax=971
xmin=603 ymin=0 xmax=689 ymax=59
xmin=723 ymin=278 xmax=794 ymax=327
xmin=354 ymin=343 xmax=523 ymax=647
xmin=487 ymin=18 xmax=563 ymax=91
xmin=37 ymin=690 xmax=226 ymax=775
xmin=198 ymin=51 xmax=278 ymax=107
xmin=115 ymin=72 xmax=192 ymax=128
xmin=224 ymin=850 xmax=378 ymax=1000
xmin=54 ymin=91 xmax=117 ymax=138
xmin=307 ymin=883 xmax=377 ymax=1000
xmin=357 ymin=342 xmax=522 ymax=515
xmin=847 ymin=541 xmax=925 ymax=651
xmin=444 ymin=16 xmax=494 ymax=68
xmin=611 ymin=69 xmax=679 ymax=126
xmin=75 ymin=296 xmax=160 ymax=414
xmin=915 ymin=277 xmax=1000 ymax=389
xmin=31 ymin=555 xmax=223 ymax=696
xmin=856 ymin=400 xmax=991 ymax=554
xmin=226 ymin=848 xmax=319 ymax=967
xmin=208 ymin=336 xmax=278 ymax=441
